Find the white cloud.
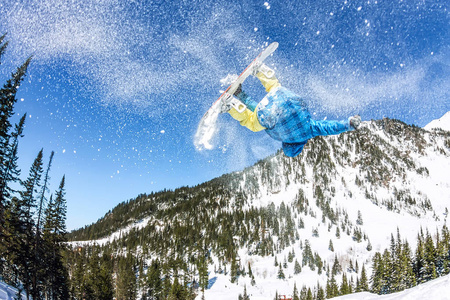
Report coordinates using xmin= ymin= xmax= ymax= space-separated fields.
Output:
xmin=1 ymin=1 xmax=261 ymax=115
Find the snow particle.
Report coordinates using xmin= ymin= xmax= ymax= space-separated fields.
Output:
xmin=264 ymin=2 xmax=270 ymax=9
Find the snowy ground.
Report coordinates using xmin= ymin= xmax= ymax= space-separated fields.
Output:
xmin=197 ymin=274 xmax=450 ymax=300
xmin=0 ymin=281 xmax=26 ymax=300
xmin=334 ymin=274 xmax=450 ymax=300
xmin=1 ymin=275 xmax=449 ymax=300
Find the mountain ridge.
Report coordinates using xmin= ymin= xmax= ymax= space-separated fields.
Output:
xmin=67 ymin=117 xmax=450 ymax=299
xmin=69 ymin=117 xmax=449 ymax=242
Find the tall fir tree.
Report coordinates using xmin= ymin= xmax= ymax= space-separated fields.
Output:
xmin=292 ymin=282 xmax=299 ymax=300
xmin=146 ymin=259 xmax=163 ymax=300
xmin=42 ymin=176 xmax=69 ymax=299
xmin=0 ymin=114 xmax=25 ymax=210
xmin=423 ymin=230 xmax=438 ymax=281
xmin=358 ymin=265 xmax=369 ymax=292
xmin=116 ymin=253 xmax=137 ymax=300
xmin=0 ymin=33 xmax=31 ymax=235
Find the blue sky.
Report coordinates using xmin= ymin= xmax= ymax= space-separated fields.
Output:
xmin=1 ymin=0 xmax=448 ymax=230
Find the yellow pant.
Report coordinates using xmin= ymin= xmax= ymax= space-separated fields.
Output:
xmin=228 ymin=70 xmax=281 ymax=132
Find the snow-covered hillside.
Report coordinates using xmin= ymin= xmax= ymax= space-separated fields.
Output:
xmin=199 ymin=119 xmax=450 ymax=299
xmin=69 ymin=118 xmax=450 ymax=300
xmin=201 ymin=274 xmax=450 ymax=300
xmin=335 ymin=274 xmax=450 ymax=300
xmin=0 ymin=281 xmax=26 ymax=300
xmin=424 ymin=111 xmax=450 ymax=131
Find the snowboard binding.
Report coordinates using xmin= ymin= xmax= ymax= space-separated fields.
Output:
xmin=220 ymin=93 xmax=246 ymax=114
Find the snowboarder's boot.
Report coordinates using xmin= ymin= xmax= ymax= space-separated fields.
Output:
xmin=253 ymin=64 xmax=281 ymax=93
xmin=253 ymin=63 xmax=276 ymax=78
xmin=349 ymin=115 xmax=361 ymax=129
xmin=219 ymin=93 xmax=246 ymax=114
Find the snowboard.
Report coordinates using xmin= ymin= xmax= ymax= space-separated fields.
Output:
xmin=194 ymin=42 xmax=279 ymax=150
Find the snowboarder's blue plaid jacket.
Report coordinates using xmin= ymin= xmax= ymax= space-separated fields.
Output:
xmin=237 ymin=87 xmax=352 ymax=157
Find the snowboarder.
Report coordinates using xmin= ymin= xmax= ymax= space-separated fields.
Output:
xmin=221 ymin=64 xmax=361 ymax=157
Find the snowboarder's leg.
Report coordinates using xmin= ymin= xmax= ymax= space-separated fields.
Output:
xmin=228 ymin=107 xmax=266 ymax=132
xmin=255 ymin=64 xmax=281 ymax=93
xmin=310 ymin=119 xmax=352 ymax=137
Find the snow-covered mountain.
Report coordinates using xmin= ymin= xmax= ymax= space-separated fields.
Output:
xmin=69 ymin=118 xmax=450 ymax=300
xmin=424 ymin=111 xmax=450 ymax=131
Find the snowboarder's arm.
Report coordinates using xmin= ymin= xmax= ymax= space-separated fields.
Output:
xmin=228 ymin=107 xmax=266 ymax=132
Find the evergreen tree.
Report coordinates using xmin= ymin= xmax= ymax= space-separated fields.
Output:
xmin=423 ymin=230 xmax=437 ymax=282
xmin=0 ymin=55 xmax=31 ymax=208
xmin=370 ymin=252 xmax=385 ymax=294
xmin=167 ymin=276 xmax=186 ymax=300
xmin=439 ymin=225 xmax=450 ymax=275
xmin=70 ymin=251 xmax=86 ymax=299
xmin=414 ymin=232 xmax=426 ymax=284
xmin=340 ymin=273 xmax=350 ymax=295
xmin=18 ymin=150 xmax=44 ymax=299
xmin=335 ymin=226 xmax=341 ymax=238
xmin=328 ymin=239 xmax=334 ymax=252
xmin=367 ymin=239 xmax=373 ymax=251
xmin=356 ymin=210 xmax=363 ymax=225
xmin=359 ymin=265 xmax=369 ymax=292
xmin=277 ymin=264 xmax=285 ymax=279
xmin=326 ymin=274 xmax=338 ymax=298
xmin=331 ymin=255 xmax=341 ymax=276
xmin=0 ymin=37 xmax=31 ymax=256
xmin=116 ymin=254 xmax=137 ymax=300
xmin=316 ymin=283 xmax=325 ymax=300
xmin=294 ymin=259 xmax=302 ymax=274
xmin=0 ymin=114 xmax=25 ymax=210
xmin=293 ymin=282 xmax=299 ymax=300
xmin=288 ymin=249 xmax=295 ymax=263
xmin=41 ymin=176 xmax=69 ymax=299
xmin=198 ymin=254 xmax=209 ymax=290
xmin=403 ymin=241 xmax=416 ymax=289
xmin=146 ymin=259 xmax=162 ymax=300
xmin=381 ymin=249 xmax=393 ymax=293
xmin=306 ymin=287 xmax=313 ymax=300
xmin=95 ymin=253 xmax=115 ymax=300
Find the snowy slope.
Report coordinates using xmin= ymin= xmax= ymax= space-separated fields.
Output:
xmin=69 ymin=119 xmax=450 ymax=300
xmin=0 ymin=281 xmax=26 ymax=300
xmin=424 ymin=111 xmax=450 ymax=131
xmin=202 ymin=274 xmax=450 ymax=300
xmin=334 ymin=274 xmax=450 ymax=300
xmin=201 ymin=119 xmax=450 ymax=299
